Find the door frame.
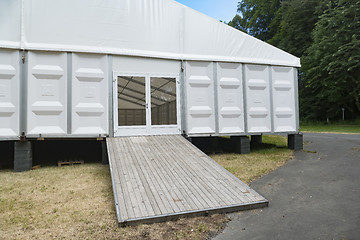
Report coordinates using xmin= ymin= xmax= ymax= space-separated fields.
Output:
xmin=113 ymin=72 xmax=181 ymax=136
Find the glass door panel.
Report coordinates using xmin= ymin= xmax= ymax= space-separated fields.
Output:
xmin=150 ymin=77 xmax=177 ymax=126
xmin=118 ymin=76 xmax=146 ymax=126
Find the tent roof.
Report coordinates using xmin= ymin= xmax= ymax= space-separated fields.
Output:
xmin=0 ymin=0 xmax=300 ymax=67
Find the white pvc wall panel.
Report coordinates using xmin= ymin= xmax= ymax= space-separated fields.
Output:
xmin=0 ymin=0 xmax=21 ymax=48
xmin=186 ymin=62 xmax=215 ymax=134
xmin=113 ymin=56 xmax=180 ymax=75
xmin=245 ymin=64 xmax=271 ymax=133
xmin=72 ymin=53 xmax=108 ymax=135
xmin=27 ymin=52 xmax=67 ymax=135
xmin=217 ymin=63 xmax=244 ymax=134
xmin=272 ymin=67 xmax=296 ymax=132
xmin=0 ymin=49 xmax=19 ymax=137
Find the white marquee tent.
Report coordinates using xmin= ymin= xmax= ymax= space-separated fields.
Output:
xmin=0 ymin=0 xmax=300 ymax=139
xmin=1 ymin=0 xmax=303 ymax=222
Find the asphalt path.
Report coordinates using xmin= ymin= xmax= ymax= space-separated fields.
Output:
xmin=213 ymin=133 xmax=360 ymax=240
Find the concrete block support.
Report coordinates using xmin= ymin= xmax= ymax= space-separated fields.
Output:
xmin=101 ymin=141 xmax=109 ymax=165
xmin=231 ymin=136 xmax=250 ymax=154
xmin=288 ymin=133 xmax=303 ymax=150
xmin=14 ymin=141 xmax=33 ymax=172
xmin=251 ymin=135 xmax=262 ymax=146
xmin=187 ymin=137 xmax=221 ymax=154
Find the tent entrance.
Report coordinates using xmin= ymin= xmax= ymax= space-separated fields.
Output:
xmin=113 ymin=73 xmax=180 ymax=136
xmin=107 ymin=135 xmax=268 ymax=225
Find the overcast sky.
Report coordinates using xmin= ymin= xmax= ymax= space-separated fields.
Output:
xmin=174 ymin=0 xmax=239 ymax=23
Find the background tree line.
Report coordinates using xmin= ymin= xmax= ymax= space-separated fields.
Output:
xmin=228 ymin=0 xmax=360 ymax=121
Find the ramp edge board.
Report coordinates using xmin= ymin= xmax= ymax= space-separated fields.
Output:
xmin=119 ymin=200 xmax=268 ymax=226
xmin=106 ymin=138 xmax=122 ymax=223
xmin=107 ymin=135 xmax=268 ymax=226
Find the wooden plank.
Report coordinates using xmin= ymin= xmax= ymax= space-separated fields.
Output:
xmin=155 ymin=135 xmax=218 ymax=208
xmin=145 ymin=137 xmax=190 ymax=212
xmin=148 ymin=136 xmax=202 ymax=211
xmin=114 ymin=138 xmax=139 ymax=219
xmin=106 ymin=135 xmax=267 ymax=224
xmin=124 ymin=138 xmax=169 ymax=216
xmin=120 ymin=139 xmax=162 ymax=217
xmin=150 ymin=135 xmax=206 ymax=211
xmin=134 ymin=138 xmax=183 ymax=214
xmin=108 ymin=139 xmax=128 ymax=219
xmin=155 ymin=135 xmax=224 ymax=208
xmin=118 ymin=137 xmax=151 ymax=218
xmin=125 ymin=137 xmax=178 ymax=214
xmin=107 ymin=138 xmax=129 ymax=221
xmin=162 ymin=136 xmax=236 ymax=206
xmin=57 ymin=160 xmax=84 ymax=167
xmin=127 ymin=136 xmax=176 ymax=215
xmin=164 ymin=135 xmax=238 ymax=206
xmin=175 ymin=136 xmax=256 ymax=203
xmin=169 ymin=136 xmax=261 ymax=204
xmin=118 ymin=138 xmax=156 ymax=218
xmin=112 ymin=138 xmax=135 ymax=220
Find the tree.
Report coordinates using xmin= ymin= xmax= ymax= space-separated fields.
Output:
xmin=268 ymin=0 xmax=323 ymax=58
xmin=229 ymin=0 xmax=281 ymax=41
xmin=228 ymin=14 xmax=247 ymax=33
xmin=301 ymin=0 xmax=360 ymax=120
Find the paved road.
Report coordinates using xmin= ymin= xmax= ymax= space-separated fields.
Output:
xmin=213 ymin=133 xmax=360 ymax=240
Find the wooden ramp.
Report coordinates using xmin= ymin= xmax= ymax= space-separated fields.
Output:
xmin=106 ymin=135 xmax=268 ymax=225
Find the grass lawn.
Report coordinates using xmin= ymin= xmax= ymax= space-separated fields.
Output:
xmin=0 ymin=135 xmax=292 ymax=240
xmin=300 ymin=119 xmax=360 ymax=134
xmin=210 ymin=135 xmax=293 ymax=184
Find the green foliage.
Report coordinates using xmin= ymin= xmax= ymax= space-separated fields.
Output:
xmin=268 ymin=0 xmax=322 ymax=57
xmin=228 ymin=0 xmax=360 ymax=120
xmin=302 ymin=0 xmax=360 ymax=120
xmin=229 ymin=0 xmax=281 ymax=41
xmin=228 ymin=14 xmax=247 ymax=33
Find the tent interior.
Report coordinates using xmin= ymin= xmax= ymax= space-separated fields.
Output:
xmin=118 ymin=76 xmax=177 ymax=126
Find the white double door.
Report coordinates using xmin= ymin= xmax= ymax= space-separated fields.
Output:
xmin=114 ymin=73 xmax=180 ymax=136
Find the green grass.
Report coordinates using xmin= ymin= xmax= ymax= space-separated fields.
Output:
xmin=211 ymin=135 xmax=293 ymax=184
xmin=0 ymin=135 xmax=293 ymax=240
xmin=300 ymin=119 xmax=360 ymax=134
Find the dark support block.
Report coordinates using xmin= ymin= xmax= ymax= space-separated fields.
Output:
xmin=14 ymin=141 xmax=33 ymax=172
xmin=231 ymin=136 xmax=250 ymax=154
xmin=288 ymin=133 xmax=303 ymax=150
xmin=251 ymin=135 xmax=262 ymax=146
xmin=187 ymin=137 xmax=220 ymax=154
xmin=101 ymin=141 xmax=109 ymax=165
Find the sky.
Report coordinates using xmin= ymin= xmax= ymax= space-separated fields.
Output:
xmin=174 ymin=0 xmax=239 ymax=23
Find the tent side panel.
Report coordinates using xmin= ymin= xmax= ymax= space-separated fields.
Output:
xmin=72 ymin=53 xmax=108 ymax=135
xmin=186 ymin=61 xmax=215 ymax=134
xmin=0 ymin=49 xmax=20 ymax=137
xmin=112 ymin=56 xmax=180 ymax=75
xmin=0 ymin=0 xmax=21 ymax=48
xmin=244 ymin=64 xmax=271 ymax=133
xmin=217 ymin=63 xmax=245 ymax=134
xmin=272 ymin=66 xmax=296 ymax=132
xmin=27 ymin=51 xmax=67 ymax=135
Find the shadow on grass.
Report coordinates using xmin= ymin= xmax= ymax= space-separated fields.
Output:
xmin=191 ymin=136 xmax=286 ymax=155
xmin=0 ymin=141 xmax=14 ymax=170
xmin=0 ymin=140 xmax=104 ymax=170
xmin=33 ymin=140 xmax=103 ymax=167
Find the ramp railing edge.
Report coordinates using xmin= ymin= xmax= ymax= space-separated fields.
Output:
xmin=106 ymin=138 xmax=122 ymax=223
